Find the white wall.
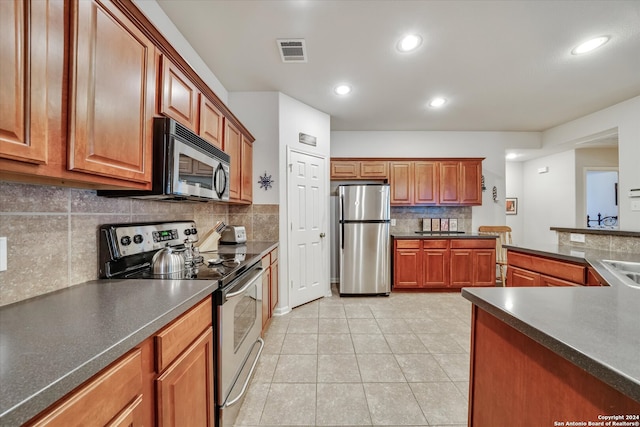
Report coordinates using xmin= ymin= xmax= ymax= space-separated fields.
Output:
xmin=277 ymin=94 xmax=331 ymax=313
xmin=505 ymin=162 xmax=524 ymax=244
xmin=228 ymin=92 xmax=280 ymax=204
xmin=522 ymin=150 xmax=576 ymax=245
xmin=331 ymin=131 xmax=540 ymax=231
xmin=133 ymin=0 xmax=229 ymax=104
xmin=542 ymin=96 xmax=640 ymax=230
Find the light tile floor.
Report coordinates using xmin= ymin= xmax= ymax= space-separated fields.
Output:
xmin=235 ymin=286 xmax=471 ymax=426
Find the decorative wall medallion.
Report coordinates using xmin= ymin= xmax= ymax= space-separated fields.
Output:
xmin=258 ymin=171 xmax=274 ymax=191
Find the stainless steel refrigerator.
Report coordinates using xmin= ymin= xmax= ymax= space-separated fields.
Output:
xmin=338 ymin=184 xmax=391 ymax=295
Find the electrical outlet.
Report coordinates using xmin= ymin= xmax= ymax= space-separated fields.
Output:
xmin=570 ymin=233 xmax=585 ymax=243
xmin=390 ymin=219 xmax=396 ymax=226
xmin=632 ymin=200 xmax=640 ymax=211
xmin=0 ymin=237 xmax=7 ymax=272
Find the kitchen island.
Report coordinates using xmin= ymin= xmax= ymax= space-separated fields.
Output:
xmin=0 ymin=241 xmax=277 ymax=426
xmin=462 ymin=243 xmax=640 ymax=425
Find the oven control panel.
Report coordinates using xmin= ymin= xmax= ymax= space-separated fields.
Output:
xmin=108 ymin=221 xmax=198 ymax=258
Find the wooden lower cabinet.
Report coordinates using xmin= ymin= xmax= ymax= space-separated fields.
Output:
xmin=394 ymin=239 xmax=495 ymax=289
xmin=261 ymin=247 xmax=280 ymax=333
xmin=26 ymin=350 xmax=144 ymax=427
xmin=506 ymin=250 xmax=595 ymax=287
xmin=156 ymin=329 xmax=214 ymax=427
xmin=26 ymin=297 xmax=214 ymax=427
xmin=469 ymin=307 xmax=640 ymax=425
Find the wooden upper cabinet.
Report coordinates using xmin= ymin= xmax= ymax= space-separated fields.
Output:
xmin=241 ymin=136 xmax=253 ymax=202
xmin=460 ymin=160 xmax=482 ymax=204
xmin=359 ymin=161 xmax=388 ymax=178
xmin=225 ymin=120 xmax=242 ymax=200
xmin=68 ymin=0 xmax=155 ymax=184
xmin=330 ymin=160 xmax=359 ymax=178
xmin=198 ymin=95 xmax=224 ymax=149
xmin=414 ymin=161 xmax=438 ymax=204
xmin=0 ymin=0 xmax=60 ymax=165
xmin=390 ymin=161 xmax=413 ymax=205
xmin=160 ymin=56 xmax=199 ymax=131
xmin=439 ymin=161 xmax=460 ymax=204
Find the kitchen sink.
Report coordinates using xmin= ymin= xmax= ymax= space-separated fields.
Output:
xmin=601 ymin=260 xmax=640 ymax=286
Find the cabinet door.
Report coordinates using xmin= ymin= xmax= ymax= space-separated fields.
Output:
xmin=160 ymin=56 xmax=199 ymax=131
xmin=460 ymin=160 xmax=482 ymax=205
xmin=394 ymin=240 xmax=422 ymax=288
xmin=68 ymin=0 xmax=154 ymax=183
xmin=241 ymin=136 xmax=253 ymax=202
xmin=262 ymin=255 xmax=271 ymax=330
xmin=360 ymin=161 xmax=388 ymax=178
xmin=156 ymin=329 xmax=214 ymax=427
xmin=106 ymin=395 xmax=143 ymax=427
xmin=439 ymin=161 xmax=460 ymax=204
xmin=450 ymin=249 xmax=473 ymax=287
xmin=473 ymin=249 xmax=496 ymax=286
xmin=0 ymin=0 xmax=51 ymax=165
xmin=271 ymin=258 xmax=279 ymax=314
xmin=199 ymin=95 xmax=224 ymax=149
xmin=423 ymin=249 xmax=449 ymax=287
xmin=507 ymin=266 xmax=541 ymax=287
xmin=225 ymin=121 xmax=242 ymax=200
xmin=414 ymin=161 xmax=438 ymax=204
xmin=330 ymin=160 xmax=358 ymax=178
xmin=390 ymin=162 xmax=413 ymax=205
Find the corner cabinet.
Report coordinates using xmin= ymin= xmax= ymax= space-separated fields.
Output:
xmin=68 ymin=0 xmax=155 ymax=184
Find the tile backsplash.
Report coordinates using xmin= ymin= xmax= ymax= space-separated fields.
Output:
xmin=0 ymin=181 xmax=278 ymax=306
xmin=390 ymin=206 xmax=472 ymax=233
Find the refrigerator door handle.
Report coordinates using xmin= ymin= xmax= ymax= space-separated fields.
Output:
xmin=340 ymin=195 xmax=345 ymax=249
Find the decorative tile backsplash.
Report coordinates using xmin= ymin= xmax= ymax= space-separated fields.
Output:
xmin=0 ymin=181 xmax=278 ymax=306
xmin=390 ymin=206 xmax=472 ymax=233
xmin=556 ymin=231 xmax=640 ymax=254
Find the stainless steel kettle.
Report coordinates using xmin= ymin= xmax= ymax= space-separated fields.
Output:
xmin=152 ymin=244 xmax=185 ymax=275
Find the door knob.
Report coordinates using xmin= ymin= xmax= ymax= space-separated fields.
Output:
xmin=320 ymin=232 xmax=326 ymax=238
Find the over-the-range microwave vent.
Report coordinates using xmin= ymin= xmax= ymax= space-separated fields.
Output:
xmin=277 ymin=39 xmax=307 ymax=63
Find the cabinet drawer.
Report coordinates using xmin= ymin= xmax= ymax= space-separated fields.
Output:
xmin=396 ymin=240 xmax=421 ymax=249
xmin=155 ymin=297 xmax=212 ymax=372
xmin=507 ymin=251 xmax=534 ymax=270
xmin=271 ymin=247 xmax=279 ymax=264
xmin=451 ymin=239 xmax=496 ymax=249
xmin=28 ymin=349 xmax=142 ymax=426
xmin=262 ymin=254 xmax=270 ymax=268
xmin=540 ymin=274 xmax=581 ymax=287
xmin=421 ymin=239 xmax=449 ymax=249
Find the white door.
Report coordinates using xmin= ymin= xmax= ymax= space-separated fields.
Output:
xmin=288 ymin=149 xmax=328 ymax=308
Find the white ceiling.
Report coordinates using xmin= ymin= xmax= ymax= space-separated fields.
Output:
xmin=155 ymin=0 xmax=640 ymax=133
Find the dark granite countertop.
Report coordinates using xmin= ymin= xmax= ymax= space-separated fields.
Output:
xmin=392 ymin=232 xmax=498 ymax=239
xmin=462 ymin=243 xmax=640 ymax=403
xmin=0 ymin=241 xmax=278 ymax=426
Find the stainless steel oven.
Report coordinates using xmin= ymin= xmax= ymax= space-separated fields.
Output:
xmin=216 ymin=261 xmax=264 ymax=427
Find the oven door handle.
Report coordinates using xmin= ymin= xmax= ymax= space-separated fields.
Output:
xmin=223 ymin=337 xmax=264 ymax=408
xmin=225 ymin=268 xmax=264 ymax=300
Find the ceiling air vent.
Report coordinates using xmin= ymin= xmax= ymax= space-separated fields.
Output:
xmin=277 ymin=39 xmax=307 ymax=63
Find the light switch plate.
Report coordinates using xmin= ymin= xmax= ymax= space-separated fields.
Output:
xmin=570 ymin=233 xmax=586 ymax=243
xmin=631 ymin=200 xmax=640 ymax=211
xmin=0 ymin=237 xmax=7 ymax=272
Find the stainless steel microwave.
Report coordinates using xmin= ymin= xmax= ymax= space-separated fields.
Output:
xmin=99 ymin=117 xmax=230 ymax=202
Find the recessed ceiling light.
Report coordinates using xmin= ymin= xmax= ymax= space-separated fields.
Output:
xmin=505 ymin=153 xmax=519 ymax=160
xmin=334 ymin=84 xmax=352 ymax=95
xmin=571 ymin=36 xmax=610 ymax=55
xmin=428 ymin=97 xmax=446 ymax=108
xmin=397 ymin=34 xmax=423 ymax=52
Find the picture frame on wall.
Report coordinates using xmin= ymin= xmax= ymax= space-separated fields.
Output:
xmin=506 ymin=197 xmax=518 ymax=215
